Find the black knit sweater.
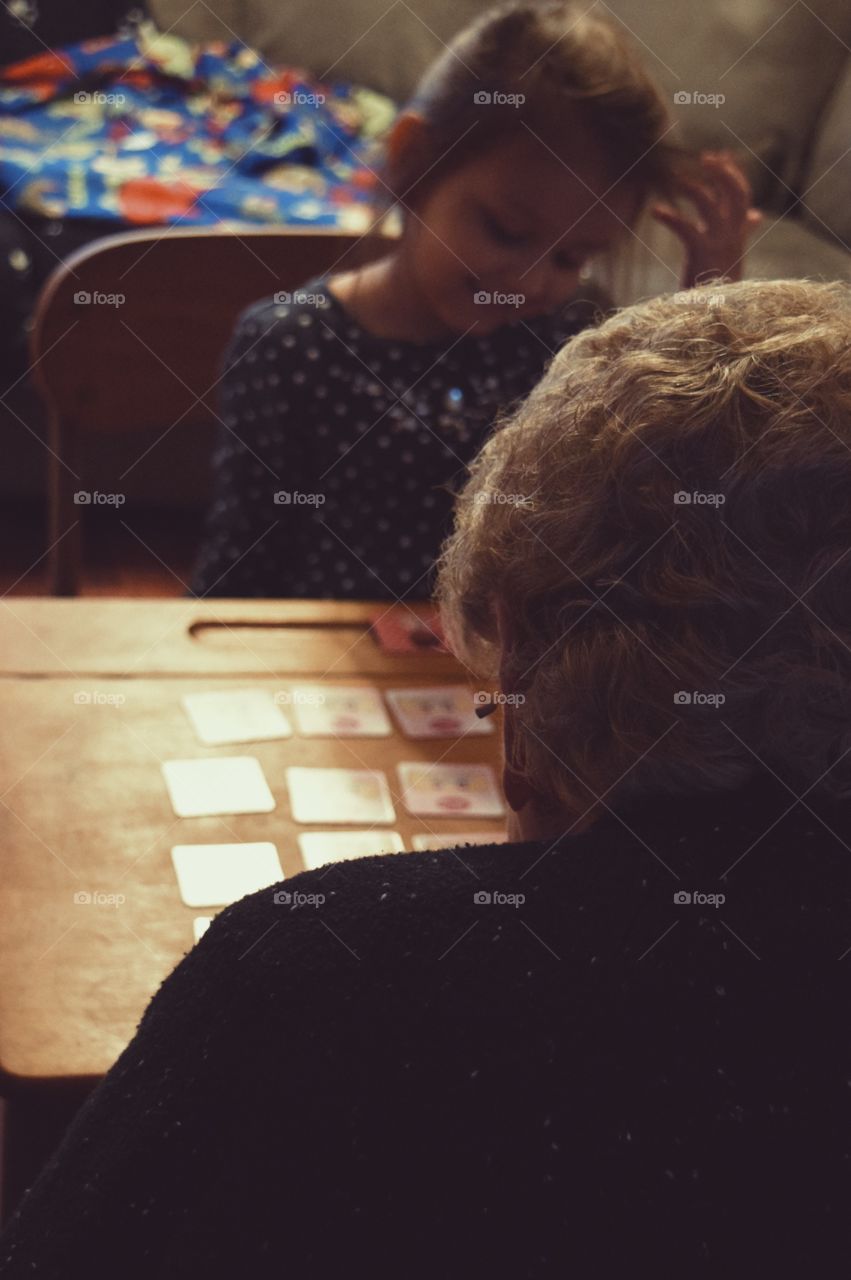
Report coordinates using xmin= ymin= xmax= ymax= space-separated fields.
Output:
xmin=2 ymin=770 xmax=850 ymax=1276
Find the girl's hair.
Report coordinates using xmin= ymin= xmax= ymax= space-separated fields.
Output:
xmin=436 ymin=278 xmax=851 ymax=811
xmin=371 ymin=0 xmax=697 ymax=219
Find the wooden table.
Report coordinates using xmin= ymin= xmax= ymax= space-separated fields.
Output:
xmin=0 ymin=598 xmax=504 ymax=1084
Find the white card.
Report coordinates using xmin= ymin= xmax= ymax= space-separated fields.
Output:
xmin=397 ymin=762 xmax=505 ymax=818
xmin=411 ymin=830 xmax=507 ymax=851
xmin=385 ymin=685 xmax=495 ymax=739
xmin=298 ymin=830 xmax=405 ymax=870
xmin=193 ymin=915 xmax=214 ymax=942
xmin=182 ymin=689 xmax=292 ymax=746
xmin=171 ymin=842 xmax=283 ymax=907
xmin=161 ymin=757 xmax=276 ymax=817
xmin=286 ymin=767 xmax=396 ymax=824
xmin=290 ymin=684 xmax=392 ymax=737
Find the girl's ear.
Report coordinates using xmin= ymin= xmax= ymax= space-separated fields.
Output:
xmin=385 ymin=111 xmax=430 ymax=192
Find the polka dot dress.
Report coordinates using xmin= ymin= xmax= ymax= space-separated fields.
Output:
xmin=189 ymin=275 xmax=606 ymax=600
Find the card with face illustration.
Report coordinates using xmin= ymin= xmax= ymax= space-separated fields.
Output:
xmin=286 ymin=767 xmax=396 ymax=824
xmin=385 ymin=686 xmax=495 ymax=739
xmin=396 ymin=762 xmax=505 ymax=818
xmin=290 ymin=685 xmax=392 ymax=737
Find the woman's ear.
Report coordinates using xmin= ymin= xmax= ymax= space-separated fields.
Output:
xmin=495 ymin=598 xmax=537 ymax=813
xmin=502 ymin=707 xmax=538 ymax=813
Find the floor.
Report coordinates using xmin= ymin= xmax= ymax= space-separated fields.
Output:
xmin=0 ymin=498 xmax=200 ymax=597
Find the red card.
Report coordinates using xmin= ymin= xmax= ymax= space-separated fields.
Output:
xmin=369 ymin=608 xmax=447 ymax=654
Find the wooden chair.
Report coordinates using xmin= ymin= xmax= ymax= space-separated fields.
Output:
xmin=29 ymin=225 xmax=394 ymax=595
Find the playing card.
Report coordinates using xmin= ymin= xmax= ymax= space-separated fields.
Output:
xmin=411 ymin=831 xmax=507 ymax=851
xmin=286 ymin=767 xmax=396 ymax=824
xmin=370 ymin=608 xmax=447 ymax=654
xmin=182 ymin=689 xmax=292 ymax=746
xmin=170 ymin=842 xmax=283 ymax=907
xmin=290 ymin=684 xmax=392 ymax=737
xmin=298 ymin=830 xmax=405 ymax=870
xmin=385 ymin=685 xmax=495 ymax=738
xmin=397 ymin=762 xmax=505 ymax=818
xmin=161 ymin=757 xmax=276 ymax=817
xmin=193 ymin=916 xmax=214 ymax=943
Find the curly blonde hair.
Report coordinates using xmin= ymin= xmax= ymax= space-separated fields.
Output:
xmin=436 ymin=278 xmax=851 ymax=809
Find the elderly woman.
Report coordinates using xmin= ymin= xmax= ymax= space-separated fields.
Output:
xmin=2 ymin=279 xmax=849 ymax=1276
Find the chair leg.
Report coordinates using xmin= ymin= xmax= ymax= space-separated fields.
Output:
xmin=47 ymin=410 xmax=82 ymax=596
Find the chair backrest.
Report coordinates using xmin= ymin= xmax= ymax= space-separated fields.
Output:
xmin=30 ymin=225 xmax=394 ymax=595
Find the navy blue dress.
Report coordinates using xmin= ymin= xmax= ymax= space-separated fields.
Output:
xmin=189 ymin=277 xmax=606 ymax=599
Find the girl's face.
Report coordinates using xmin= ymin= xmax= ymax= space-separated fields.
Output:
xmin=400 ymin=126 xmax=642 ymax=336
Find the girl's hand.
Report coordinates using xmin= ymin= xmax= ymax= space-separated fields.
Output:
xmin=650 ymin=150 xmax=764 ymax=289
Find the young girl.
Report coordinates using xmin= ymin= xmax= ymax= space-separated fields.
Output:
xmin=189 ymin=0 xmax=761 ymax=601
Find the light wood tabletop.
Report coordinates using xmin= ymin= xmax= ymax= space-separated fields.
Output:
xmin=0 ymin=599 xmax=505 ymax=1082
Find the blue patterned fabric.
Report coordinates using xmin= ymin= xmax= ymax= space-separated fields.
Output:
xmin=0 ymin=21 xmax=395 ymax=227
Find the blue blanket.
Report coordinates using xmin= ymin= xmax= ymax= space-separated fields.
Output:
xmin=0 ymin=20 xmax=396 ymax=227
